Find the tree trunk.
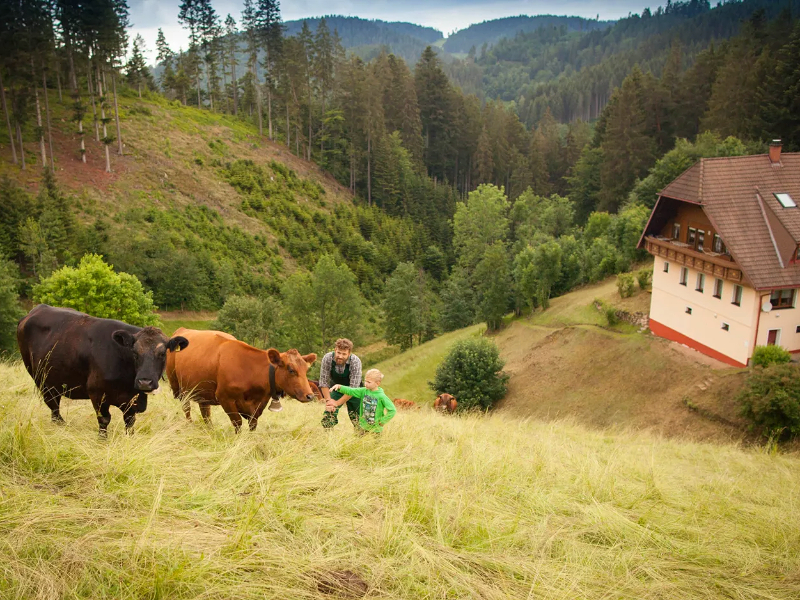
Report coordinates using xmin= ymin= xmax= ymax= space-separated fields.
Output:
xmin=367 ymin=130 xmax=372 ymax=207
xmin=56 ymin=66 xmax=63 ymax=103
xmin=267 ymin=85 xmax=272 ymax=141
xmin=0 ymin=68 xmax=17 ymax=165
xmin=31 ymin=58 xmax=47 ymax=168
xmin=88 ymin=66 xmax=99 ymax=142
xmin=43 ymin=69 xmax=55 ymax=172
xmin=255 ymin=62 xmax=262 ymax=136
xmin=206 ymin=60 xmax=213 ymax=111
xmin=295 ymin=123 xmax=299 ymax=156
xmin=112 ymin=72 xmax=123 ymax=155
xmin=231 ymin=55 xmax=237 ymax=115
xmin=286 ymin=105 xmax=290 ymax=148
xmin=307 ymin=110 xmax=312 ymax=160
xmin=138 ymin=82 xmax=141 ymax=98
xmin=98 ymin=69 xmax=111 ymax=172
xmin=17 ymin=122 xmax=25 ymax=169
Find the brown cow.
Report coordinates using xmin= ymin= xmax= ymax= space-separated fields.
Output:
xmin=393 ymin=398 xmax=418 ymax=410
xmin=434 ymin=393 xmax=457 ymax=413
xmin=166 ymin=328 xmax=317 ymax=432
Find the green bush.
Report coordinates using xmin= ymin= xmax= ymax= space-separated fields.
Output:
xmin=211 ymin=295 xmax=284 ymax=349
xmin=616 ymin=272 xmax=636 ymax=298
xmin=594 ymin=298 xmax=619 ymax=326
xmin=429 ymin=338 xmax=509 ymax=411
xmin=751 ymin=345 xmax=792 ymax=368
xmin=0 ymin=258 xmax=24 ymax=353
xmin=636 ymin=268 xmax=652 ymax=290
xmin=32 ymin=254 xmax=160 ymax=327
xmin=738 ymin=363 xmax=800 ymax=440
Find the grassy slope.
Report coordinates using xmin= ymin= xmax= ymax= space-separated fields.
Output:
xmin=492 ymin=276 xmax=753 ymax=442
xmin=0 ymin=90 xmax=354 ymax=274
xmin=1 ymin=360 xmax=799 ymax=599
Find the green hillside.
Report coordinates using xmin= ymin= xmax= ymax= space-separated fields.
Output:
xmin=1 ymin=358 xmax=799 ymax=598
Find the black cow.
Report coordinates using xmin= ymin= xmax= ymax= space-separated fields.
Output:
xmin=17 ymin=304 xmax=189 ymax=436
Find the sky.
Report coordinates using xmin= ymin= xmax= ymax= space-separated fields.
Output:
xmin=128 ymin=0 xmax=665 ymax=64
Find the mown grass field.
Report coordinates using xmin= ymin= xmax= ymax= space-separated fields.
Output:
xmin=1 ymin=337 xmax=799 ymax=598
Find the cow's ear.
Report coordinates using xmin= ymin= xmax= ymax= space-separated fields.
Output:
xmin=302 ymin=353 xmax=317 ymax=365
xmin=167 ymin=336 xmax=189 ymax=352
xmin=112 ymin=330 xmax=135 ymax=349
xmin=267 ymin=348 xmax=284 ymax=367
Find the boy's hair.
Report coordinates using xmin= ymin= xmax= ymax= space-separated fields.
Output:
xmin=334 ymin=338 xmax=353 ymax=351
xmin=364 ymin=368 xmax=383 ymax=383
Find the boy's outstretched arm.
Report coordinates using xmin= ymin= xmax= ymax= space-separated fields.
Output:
xmin=378 ymin=396 xmax=396 ymax=425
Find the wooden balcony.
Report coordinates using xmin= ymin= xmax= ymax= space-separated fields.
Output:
xmin=644 ymin=235 xmax=744 ymax=283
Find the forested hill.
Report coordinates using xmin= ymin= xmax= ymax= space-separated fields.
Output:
xmin=446 ymin=0 xmax=800 ymax=128
xmin=283 ymin=16 xmax=444 ymax=64
xmin=443 ymin=15 xmax=614 ymax=54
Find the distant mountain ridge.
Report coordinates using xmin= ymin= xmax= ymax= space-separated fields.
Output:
xmin=443 ymin=14 xmax=615 ymax=53
xmin=283 ymin=16 xmax=443 ymax=64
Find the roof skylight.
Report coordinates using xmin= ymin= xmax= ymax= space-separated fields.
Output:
xmin=775 ymin=193 xmax=796 ymax=208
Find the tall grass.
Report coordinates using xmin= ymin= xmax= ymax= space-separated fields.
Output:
xmin=0 ymin=359 xmax=799 ymax=599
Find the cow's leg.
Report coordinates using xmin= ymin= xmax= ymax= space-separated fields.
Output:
xmin=248 ymin=398 xmax=270 ymax=432
xmin=96 ymin=403 xmax=112 ymax=438
xmin=217 ymin=396 xmax=243 ymax=433
xmin=42 ymin=388 xmax=65 ymax=424
xmin=199 ymin=404 xmax=212 ymax=425
xmin=181 ymin=397 xmax=192 ymax=421
xmin=122 ymin=393 xmax=146 ymax=435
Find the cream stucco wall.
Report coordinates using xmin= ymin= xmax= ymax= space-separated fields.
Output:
xmin=649 ymin=259 xmax=759 ymax=365
xmin=754 ymin=294 xmax=800 ymax=352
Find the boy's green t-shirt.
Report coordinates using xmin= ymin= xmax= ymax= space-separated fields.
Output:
xmin=336 ymin=385 xmax=396 ymax=432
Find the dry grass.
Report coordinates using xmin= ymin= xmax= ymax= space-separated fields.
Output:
xmin=1 ymin=358 xmax=799 ymax=599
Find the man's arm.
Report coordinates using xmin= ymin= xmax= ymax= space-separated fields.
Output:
xmin=348 ymin=355 xmax=362 ymax=388
xmin=318 ymin=353 xmax=333 ymax=402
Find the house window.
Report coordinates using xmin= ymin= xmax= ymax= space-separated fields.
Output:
xmin=775 ymin=193 xmax=796 ymax=208
xmin=672 ymin=223 xmax=681 ymax=240
xmin=796 ymin=325 xmax=800 ymax=334
xmin=732 ymin=284 xmax=743 ymax=306
xmin=663 ymin=261 xmax=669 ymax=273
xmin=696 ymin=230 xmax=705 ymax=251
xmin=712 ymin=234 xmax=726 ymax=254
xmin=680 ymin=267 xmax=688 ymax=286
xmin=770 ymin=289 xmax=796 ymax=309
xmin=722 ymin=322 xmax=730 ymax=331
xmin=696 ymin=273 xmax=705 ymax=293
xmin=685 ymin=307 xmax=692 ymax=315
xmin=687 ymin=227 xmax=697 ymax=247
xmin=713 ymin=278 xmax=723 ymax=299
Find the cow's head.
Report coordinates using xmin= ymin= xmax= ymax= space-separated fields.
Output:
xmin=267 ymin=348 xmax=317 ymax=402
xmin=435 ymin=393 xmax=457 ymax=413
xmin=113 ymin=327 xmax=190 ymax=393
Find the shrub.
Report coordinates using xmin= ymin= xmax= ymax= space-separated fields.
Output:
xmin=636 ymin=268 xmax=652 ymax=290
xmin=594 ymin=298 xmax=619 ymax=326
xmin=0 ymin=259 xmax=24 ymax=353
xmin=751 ymin=345 xmax=792 ymax=368
xmin=32 ymin=254 xmax=160 ymax=327
xmin=616 ymin=272 xmax=636 ymax=298
xmin=738 ymin=363 xmax=800 ymax=440
xmin=212 ymin=295 xmax=284 ymax=349
xmin=429 ymin=338 xmax=509 ymax=411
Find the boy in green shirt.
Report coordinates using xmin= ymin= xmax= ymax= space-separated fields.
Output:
xmin=329 ymin=368 xmax=396 ymax=433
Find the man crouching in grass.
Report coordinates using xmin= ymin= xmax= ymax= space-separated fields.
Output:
xmin=329 ymin=369 xmax=396 ymax=434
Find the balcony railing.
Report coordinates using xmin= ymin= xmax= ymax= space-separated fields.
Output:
xmin=644 ymin=235 xmax=744 ymax=283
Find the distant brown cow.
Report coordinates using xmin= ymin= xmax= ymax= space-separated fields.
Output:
xmin=166 ymin=328 xmax=317 ymax=432
xmin=434 ymin=393 xmax=457 ymax=413
xmin=308 ymin=379 xmax=323 ymax=401
xmin=393 ymin=398 xmax=418 ymax=410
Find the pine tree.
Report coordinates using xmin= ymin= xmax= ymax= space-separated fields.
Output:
xmin=126 ymin=34 xmax=150 ymax=97
xmin=415 ymin=47 xmax=454 ymax=181
xmin=224 ymin=15 xmax=239 ymax=115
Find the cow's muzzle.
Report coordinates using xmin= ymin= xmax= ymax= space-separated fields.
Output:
xmin=136 ymin=379 xmax=157 ymax=392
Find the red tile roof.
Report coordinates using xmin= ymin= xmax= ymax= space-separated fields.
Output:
xmin=658 ymin=152 xmax=800 ymax=290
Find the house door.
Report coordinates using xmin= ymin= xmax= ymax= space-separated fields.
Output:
xmin=767 ymin=329 xmax=781 ymax=345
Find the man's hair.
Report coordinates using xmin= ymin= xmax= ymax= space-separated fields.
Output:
xmin=365 ymin=368 xmax=383 ymax=382
xmin=334 ymin=338 xmax=353 ymax=351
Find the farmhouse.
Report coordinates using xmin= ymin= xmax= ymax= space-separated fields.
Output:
xmin=639 ymin=141 xmax=800 ymax=367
